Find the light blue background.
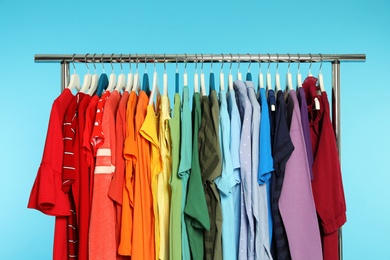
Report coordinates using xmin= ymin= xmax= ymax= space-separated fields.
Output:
xmin=0 ymin=0 xmax=388 ymax=259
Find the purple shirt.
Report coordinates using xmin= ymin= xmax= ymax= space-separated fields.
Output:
xmin=297 ymin=87 xmax=314 ymax=180
xmin=234 ymin=80 xmax=254 ymax=260
xmin=279 ymin=90 xmax=323 ymax=260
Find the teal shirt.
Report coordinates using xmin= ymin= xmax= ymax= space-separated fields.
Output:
xmin=214 ymin=89 xmax=237 ymax=260
xmin=184 ymin=92 xmax=210 ymax=260
xmin=178 ymin=86 xmax=192 ymax=260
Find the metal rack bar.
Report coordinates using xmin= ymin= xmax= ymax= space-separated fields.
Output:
xmin=35 ymin=53 xmax=366 ymax=64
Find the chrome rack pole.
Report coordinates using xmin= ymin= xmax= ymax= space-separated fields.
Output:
xmin=332 ymin=60 xmax=342 ymax=260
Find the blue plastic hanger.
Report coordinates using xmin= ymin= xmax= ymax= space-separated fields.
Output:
xmin=210 ymin=55 xmax=215 ymax=91
xmin=142 ymin=57 xmax=150 ymax=95
xmin=175 ymin=56 xmax=179 ymax=93
xmin=96 ymin=54 xmax=108 ymax=97
xmin=246 ymin=53 xmax=252 ymax=81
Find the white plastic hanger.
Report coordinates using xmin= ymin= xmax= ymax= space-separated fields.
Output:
xmin=194 ymin=55 xmax=199 ymax=93
xmin=318 ymin=54 xmax=325 ymax=92
xmin=237 ymin=54 xmax=242 ymax=81
xmin=115 ymin=55 xmax=126 ymax=92
xmin=296 ymin=54 xmax=303 ymax=89
xmin=308 ymin=53 xmax=313 ymax=77
xmin=79 ymin=54 xmax=92 ymax=93
xmin=258 ymin=54 xmax=264 ymax=90
xmin=106 ymin=54 xmax=117 ymax=92
xmin=132 ymin=55 xmax=140 ymax=93
xmin=284 ymin=54 xmax=293 ymax=100
xmin=266 ymin=54 xmax=275 ymax=111
xmin=125 ymin=54 xmax=133 ymax=92
xmin=149 ymin=58 xmax=159 ymax=106
xmin=87 ymin=54 xmax=99 ymax=96
xmin=308 ymin=54 xmax=320 ymax=110
xmin=219 ymin=55 xmax=225 ymax=91
xmin=183 ymin=54 xmax=188 ymax=87
xmin=228 ymin=54 xmax=234 ymax=91
xmin=200 ymin=54 xmax=206 ymax=96
xmin=163 ymin=55 xmax=168 ymax=96
xmin=66 ymin=54 xmax=81 ymax=91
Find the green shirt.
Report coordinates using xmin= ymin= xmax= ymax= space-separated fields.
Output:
xmin=184 ymin=92 xmax=210 ymax=260
xmin=198 ymin=90 xmax=223 ymax=260
xmin=169 ymin=93 xmax=182 ymax=260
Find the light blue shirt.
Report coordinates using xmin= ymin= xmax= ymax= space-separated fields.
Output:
xmin=215 ymin=89 xmax=236 ymax=260
xmin=246 ymin=82 xmax=272 ymax=260
xmin=234 ymin=80 xmax=254 ymax=260
xmin=227 ymin=88 xmax=242 ymax=258
xmin=178 ymin=85 xmax=192 ymax=260
xmin=259 ymin=87 xmax=274 ymax=246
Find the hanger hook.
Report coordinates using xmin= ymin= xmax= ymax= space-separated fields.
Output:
xmin=247 ymin=53 xmax=252 ymax=72
xmin=119 ymin=54 xmax=123 ymax=72
xmin=297 ymin=53 xmax=301 ymax=71
xmin=210 ymin=54 xmax=213 ymax=72
xmin=237 ymin=53 xmax=241 ymax=70
xmin=71 ymin=53 xmax=76 ymax=71
xmin=163 ymin=54 xmax=166 ymax=72
xmin=287 ymin=53 xmax=291 ymax=71
xmin=154 ymin=54 xmax=156 ymax=72
xmin=101 ymin=53 xmax=105 ymax=72
xmin=136 ymin=54 xmax=139 ymax=71
xmin=128 ymin=54 xmax=132 ymax=71
xmin=145 ymin=56 xmax=147 ymax=73
xmin=221 ymin=53 xmax=224 ymax=70
xmin=319 ymin=53 xmax=323 ymax=71
xmin=194 ymin=54 xmax=198 ymax=71
xmin=229 ymin=53 xmax=233 ymax=72
xmin=258 ymin=54 xmax=262 ymax=70
xmin=267 ymin=53 xmax=271 ymax=70
xmin=309 ymin=53 xmax=313 ymax=71
xmin=201 ymin=54 xmax=204 ymax=71
xmin=276 ymin=54 xmax=279 ymax=71
xmin=84 ymin=53 xmax=90 ymax=72
xmin=176 ymin=55 xmax=178 ymax=72
xmin=184 ymin=53 xmax=188 ymax=71
xmin=92 ymin=53 xmax=97 ymax=72
xmin=110 ymin=53 xmax=115 ymax=71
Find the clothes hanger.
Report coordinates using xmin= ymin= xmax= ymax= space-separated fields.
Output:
xmin=183 ymin=54 xmax=188 ymax=87
xmin=87 ymin=54 xmax=100 ymax=96
xmin=200 ymin=54 xmax=206 ymax=96
xmin=258 ymin=54 xmax=264 ymax=91
xmin=79 ymin=53 xmax=92 ymax=93
xmin=194 ymin=54 xmax=199 ymax=93
xmin=308 ymin=53 xmax=313 ymax=77
xmin=228 ymin=53 xmax=234 ymax=91
xmin=246 ymin=53 xmax=252 ymax=81
xmin=266 ymin=54 xmax=275 ymax=111
xmin=275 ymin=54 xmax=281 ymax=93
xmin=66 ymin=54 xmax=81 ymax=91
xmin=142 ymin=57 xmax=150 ymax=96
xmin=318 ymin=53 xmax=325 ymax=92
xmin=219 ymin=54 xmax=225 ymax=91
xmin=209 ymin=54 xmax=215 ymax=92
xmin=105 ymin=54 xmax=117 ymax=92
xmin=132 ymin=54 xmax=140 ymax=93
xmin=284 ymin=54 xmax=293 ymax=100
xmin=96 ymin=54 xmax=109 ymax=97
xmin=175 ymin=55 xmax=180 ymax=94
xmin=115 ymin=54 xmax=126 ymax=92
xmin=296 ymin=54 xmax=303 ymax=89
xmin=163 ymin=54 xmax=168 ymax=96
xmin=149 ymin=56 xmax=159 ymax=107
xmin=125 ymin=54 xmax=133 ymax=92
xmin=237 ymin=54 xmax=242 ymax=81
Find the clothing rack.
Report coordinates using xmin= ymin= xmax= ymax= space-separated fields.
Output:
xmin=34 ymin=53 xmax=366 ymax=260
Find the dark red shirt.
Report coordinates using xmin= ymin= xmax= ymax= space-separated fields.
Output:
xmin=303 ymin=77 xmax=347 ymax=260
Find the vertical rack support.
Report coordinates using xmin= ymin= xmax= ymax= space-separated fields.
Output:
xmin=332 ymin=60 xmax=342 ymax=260
xmin=61 ymin=60 xmax=69 ymax=92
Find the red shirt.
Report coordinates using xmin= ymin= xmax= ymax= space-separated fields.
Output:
xmin=28 ymin=88 xmax=74 ymax=260
xmin=303 ymin=77 xmax=347 ymax=260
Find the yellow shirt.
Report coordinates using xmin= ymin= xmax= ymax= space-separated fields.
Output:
xmin=158 ymin=95 xmax=172 ymax=260
xmin=140 ymin=102 xmax=162 ymax=260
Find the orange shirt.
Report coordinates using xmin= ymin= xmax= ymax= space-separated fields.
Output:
xmin=132 ymin=90 xmax=155 ymax=260
xmin=119 ymin=91 xmax=138 ymax=256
